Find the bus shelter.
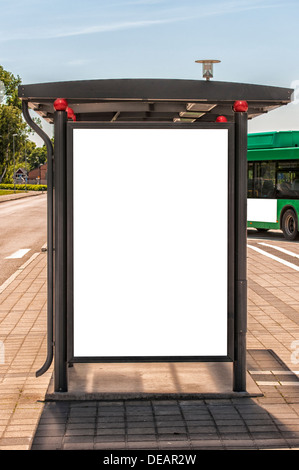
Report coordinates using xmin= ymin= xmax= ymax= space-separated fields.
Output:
xmin=18 ymin=78 xmax=293 ymax=395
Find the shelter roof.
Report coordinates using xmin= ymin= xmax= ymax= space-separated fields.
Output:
xmin=18 ymin=78 xmax=293 ymax=124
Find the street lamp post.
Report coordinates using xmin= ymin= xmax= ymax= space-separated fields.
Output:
xmin=0 ymin=82 xmax=5 ymax=184
xmin=0 ymin=135 xmax=2 ymax=184
xmin=0 ymin=80 xmax=4 ymax=184
xmin=24 ymin=139 xmax=27 ymax=192
xmin=12 ymin=134 xmax=17 ymax=193
xmin=0 ymin=81 xmax=5 ymax=104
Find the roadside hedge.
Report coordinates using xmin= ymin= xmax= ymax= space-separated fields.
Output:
xmin=0 ymin=184 xmax=47 ymax=191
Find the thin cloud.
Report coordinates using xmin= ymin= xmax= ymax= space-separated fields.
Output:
xmin=0 ymin=18 xmax=178 ymax=41
xmin=46 ymin=18 xmax=178 ymax=39
xmin=0 ymin=0 xmax=290 ymax=42
xmin=46 ymin=1 xmax=292 ymax=40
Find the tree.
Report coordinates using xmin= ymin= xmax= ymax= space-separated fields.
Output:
xmin=0 ymin=65 xmax=22 ymax=109
xmin=0 ymin=65 xmax=32 ymax=183
xmin=26 ymin=142 xmax=48 ymax=171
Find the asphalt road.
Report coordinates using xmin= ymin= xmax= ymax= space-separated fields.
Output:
xmin=0 ymin=194 xmax=47 ymax=286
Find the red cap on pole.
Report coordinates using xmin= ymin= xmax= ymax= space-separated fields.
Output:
xmin=54 ymin=98 xmax=68 ymax=111
xmin=65 ymin=106 xmax=77 ymax=121
xmin=233 ymin=100 xmax=248 ymax=112
xmin=216 ymin=115 xmax=227 ymax=122
xmin=67 ymin=107 xmax=75 ymax=119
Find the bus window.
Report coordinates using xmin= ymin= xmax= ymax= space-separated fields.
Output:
xmin=277 ymin=161 xmax=299 ymax=199
xmin=247 ymin=162 xmax=254 ymax=198
xmin=249 ymin=161 xmax=276 ymax=198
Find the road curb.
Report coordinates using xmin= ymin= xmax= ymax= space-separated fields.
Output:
xmin=0 ymin=191 xmax=46 ymax=203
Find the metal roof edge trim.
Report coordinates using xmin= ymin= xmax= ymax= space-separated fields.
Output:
xmin=18 ymin=78 xmax=293 ymax=103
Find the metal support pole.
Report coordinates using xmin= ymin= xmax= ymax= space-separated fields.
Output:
xmin=54 ymin=107 xmax=68 ymax=392
xmin=13 ymin=134 xmax=17 ymax=193
xmin=22 ymin=101 xmax=54 ymax=377
xmin=233 ymin=106 xmax=248 ymax=392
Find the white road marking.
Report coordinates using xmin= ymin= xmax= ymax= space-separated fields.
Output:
xmin=5 ymin=248 xmax=31 ymax=259
xmin=272 ymin=371 xmax=299 ymax=375
xmin=259 ymin=242 xmax=299 ymax=259
xmin=249 ymin=371 xmax=272 ymax=375
xmin=256 ymin=381 xmax=280 ymax=386
xmin=280 ymin=382 xmax=299 ymax=386
xmin=0 ymin=252 xmax=40 ymax=294
xmin=247 ymin=244 xmax=299 ymax=272
xmin=257 ymin=382 xmax=299 ymax=386
xmin=249 ymin=370 xmax=299 ymax=375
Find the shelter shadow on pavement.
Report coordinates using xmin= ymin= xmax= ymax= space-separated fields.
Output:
xmin=44 ymin=361 xmax=261 ymax=401
xmin=31 ymin=397 xmax=298 ymax=451
xmin=31 ymin=349 xmax=299 ymax=450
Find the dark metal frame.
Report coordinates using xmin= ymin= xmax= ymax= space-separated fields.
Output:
xmin=21 ymin=103 xmax=247 ymax=393
xmin=53 ymin=110 xmax=68 ymax=391
xmin=64 ymin=122 xmax=236 ymax=367
xmin=233 ymin=112 xmax=248 ymax=391
xmin=22 ymin=101 xmax=55 ymax=378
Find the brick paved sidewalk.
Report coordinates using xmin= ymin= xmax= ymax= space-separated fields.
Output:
xmin=1 ymin=238 xmax=299 ymax=450
xmin=0 ymin=251 xmax=52 ymax=450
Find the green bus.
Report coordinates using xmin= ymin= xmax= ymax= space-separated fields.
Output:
xmin=247 ymin=130 xmax=299 ymax=240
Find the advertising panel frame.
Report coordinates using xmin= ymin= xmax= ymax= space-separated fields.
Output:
xmin=66 ymin=122 xmax=236 ymax=365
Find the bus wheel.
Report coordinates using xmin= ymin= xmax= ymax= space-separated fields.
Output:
xmin=282 ymin=209 xmax=299 ymax=240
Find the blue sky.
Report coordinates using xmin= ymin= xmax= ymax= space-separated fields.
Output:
xmin=1 ymin=0 xmax=299 ymax=142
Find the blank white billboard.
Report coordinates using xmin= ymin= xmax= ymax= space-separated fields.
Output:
xmin=72 ymin=128 xmax=228 ymax=358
